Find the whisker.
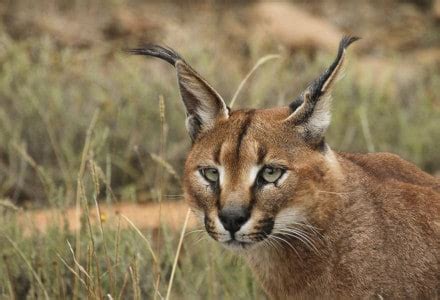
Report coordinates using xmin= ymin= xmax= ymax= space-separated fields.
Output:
xmin=191 ymin=235 xmax=209 ymax=246
xmin=185 ymin=229 xmax=205 ymax=236
xmin=270 ymin=234 xmax=301 ymax=259
xmin=277 ymin=229 xmax=320 ymax=254
xmin=317 ymin=189 xmax=355 ymax=196
xmin=280 ymin=227 xmax=319 ymax=245
xmin=265 ymin=236 xmax=282 ymax=254
xmin=274 ymin=217 xmax=324 ymax=238
xmin=263 ymin=237 xmax=278 ymax=253
xmin=284 ymin=224 xmax=324 ymax=241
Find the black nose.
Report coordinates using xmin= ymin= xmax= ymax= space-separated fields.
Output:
xmin=218 ymin=206 xmax=250 ymax=235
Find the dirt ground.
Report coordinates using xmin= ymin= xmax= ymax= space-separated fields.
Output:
xmin=16 ymin=201 xmax=197 ymax=234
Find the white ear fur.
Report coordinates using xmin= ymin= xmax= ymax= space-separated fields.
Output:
xmin=176 ymin=61 xmax=229 ymax=140
xmin=285 ymin=36 xmax=359 ymax=144
xmin=301 ymin=94 xmax=332 ymax=139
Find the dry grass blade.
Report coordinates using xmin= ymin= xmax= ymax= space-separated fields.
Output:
xmin=89 ymin=159 xmax=116 ymax=296
xmin=5 ymin=235 xmax=50 ymax=300
xmin=229 ymin=54 xmax=281 ymax=108
xmin=12 ymin=142 xmax=53 ymax=197
xmin=150 ymin=153 xmax=180 ymax=183
xmin=0 ymin=199 xmax=20 ymax=211
xmin=74 ymin=109 xmax=100 ymax=300
xmin=2 ymin=255 xmax=16 ymax=300
xmin=129 ymin=262 xmax=141 ymax=300
xmin=57 ymin=254 xmax=97 ymax=298
xmin=359 ymin=107 xmax=375 ymax=152
xmin=166 ymin=209 xmax=191 ymax=300
xmin=120 ymin=214 xmax=158 ymax=264
xmin=67 ymin=241 xmax=93 ymax=281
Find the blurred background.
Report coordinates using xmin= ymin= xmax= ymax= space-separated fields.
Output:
xmin=0 ymin=0 xmax=439 ymax=299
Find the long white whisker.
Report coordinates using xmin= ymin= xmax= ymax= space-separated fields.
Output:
xmin=283 ymin=224 xmax=324 ymax=241
xmin=261 ymin=237 xmax=275 ymax=252
xmin=191 ymin=235 xmax=208 ymax=246
xmin=279 ymin=227 xmax=319 ymax=247
xmin=274 ymin=217 xmax=323 ymax=238
xmin=266 ymin=236 xmax=283 ymax=254
xmin=270 ymin=234 xmax=301 ymax=259
xmin=265 ymin=236 xmax=280 ymax=253
xmin=317 ymin=189 xmax=355 ymax=195
xmin=277 ymin=229 xmax=320 ymax=254
xmin=274 ymin=215 xmax=320 ymax=227
xmin=185 ymin=229 xmax=206 ymax=236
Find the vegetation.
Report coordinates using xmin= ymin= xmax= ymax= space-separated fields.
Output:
xmin=0 ymin=0 xmax=439 ymax=298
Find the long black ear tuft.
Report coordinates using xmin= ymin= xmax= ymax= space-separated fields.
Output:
xmin=126 ymin=45 xmax=183 ymax=66
xmin=285 ymin=35 xmax=360 ymax=144
xmin=127 ymin=45 xmax=229 ymax=141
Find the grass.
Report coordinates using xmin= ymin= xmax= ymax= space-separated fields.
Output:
xmin=0 ymin=211 xmax=262 ymax=299
xmin=0 ymin=3 xmax=439 ymax=298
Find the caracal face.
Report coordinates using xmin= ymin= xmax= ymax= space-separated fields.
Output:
xmin=129 ymin=36 xmax=358 ymax=251
xmin=184 ymin=107 xmax=331 ymax=250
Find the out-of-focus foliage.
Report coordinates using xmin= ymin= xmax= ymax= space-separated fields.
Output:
xmin=0 ymin=0 xmax=439 ymax=298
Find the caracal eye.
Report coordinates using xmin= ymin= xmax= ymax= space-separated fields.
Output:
xmin=261 ymin=166 xmax=283 ymax=183
xmin=200 ymin=167 xmax=219 ymax=183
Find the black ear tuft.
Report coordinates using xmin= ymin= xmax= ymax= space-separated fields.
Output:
xmin=340 ymin=35 xmax=361 ymax=50
xmin=288 ymin=96 xmax=304 ymax=113
xmin=127 ymin=44 xmax=229 ymax=141
xmin=125 ymin=45 xmax=183 ymax=66
xmin=285 ymin=35 xmax=359 ymax=144
xmin=302 ymin=35 xmax=360 ymax=108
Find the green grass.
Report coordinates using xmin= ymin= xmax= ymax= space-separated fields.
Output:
xmin=0 ymin=210 xmax=262 ymax=299
xmin=0 ymin=8 xmax=439 ymax=298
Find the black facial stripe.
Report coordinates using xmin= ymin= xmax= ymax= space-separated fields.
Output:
xmin=213 ymin=144 xmax=222 ymax=165
xmin=246 ymin=232 xmax=267 ymax=241
xmin=250 ymin=217 xmax=275 ymax=238
xmin=257 ymin=145 xmax=267 ymax=165
xmin=215 ymin=185 xmax=221 ymax=211
xmin=314 ymin=137 xmax=327 ymax=152
xmin=261 ymin=219 xmax=274 ymax=235
xmin=257 ymin=217 xmax=273 ymax=225
xmin=249 ymin=173 xmax=257 ymax=211
xmin=204 ymin=216 xmax=215 ymax=230
xmin=188 ymin=182 xmax=209 ymax=212
xmin=234 ymin=110 xmax=255 ymax=161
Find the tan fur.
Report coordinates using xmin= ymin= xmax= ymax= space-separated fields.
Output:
xmin=131 ymin=38 xmax=440 ymax=298
xmin=183 ymin=108 xmax=440 ymax=298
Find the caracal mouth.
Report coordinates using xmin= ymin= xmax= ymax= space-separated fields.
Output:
xmin=221 ymin=234 xmax=273 ymax=251
xmin=223 ymin=239 xmax=255 ymax=251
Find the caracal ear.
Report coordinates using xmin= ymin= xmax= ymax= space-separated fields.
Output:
xmin=285 ymin=36 xmax=359 ymax=146
xmin=128 ymin=45 xmax=229 ymax=141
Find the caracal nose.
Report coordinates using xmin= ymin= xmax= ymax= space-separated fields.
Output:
xmin=218 ymin=206 xmax=251 ymax=234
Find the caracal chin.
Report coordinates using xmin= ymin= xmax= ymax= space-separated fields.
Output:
xmin=129 ymin=36 xmax=440 ymax=299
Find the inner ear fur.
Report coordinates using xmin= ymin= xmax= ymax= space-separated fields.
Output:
xmin=128 ymin=45 xmax=229 ymax=141
xmin=285 ymin=36 xmax=360 ymax=145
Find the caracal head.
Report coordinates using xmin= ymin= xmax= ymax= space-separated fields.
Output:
xmin=129 ymin=36 xmax=359 ymax=251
